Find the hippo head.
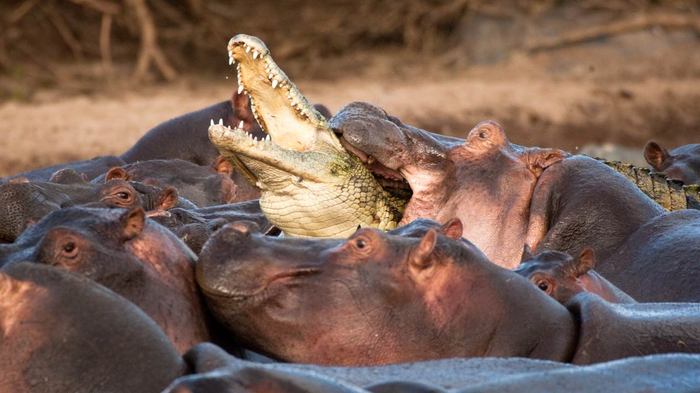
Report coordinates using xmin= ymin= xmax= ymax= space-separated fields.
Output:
xmin=514 ymin=247 xmax=596 ymax=304
xmin=103 ymin=158 xmax=252 ymax=207
xmin=332 ymin=102 xmax=567 ymax=267
xmin=0 ymin=206 xmax=205 ymax=353
xmin=197 ymin=220 xmax=575 ymax=365
xmin=644 ymin=141 xmax=700 ymax=185
xmin=0 ymin=207 xmax=188 ymax=282
xmin=0 ymin=262 xmax=184 ymax=392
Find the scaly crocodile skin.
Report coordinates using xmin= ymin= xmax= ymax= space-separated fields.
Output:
xmin=600 ymin=159 xmax=700 ymax=210
xmin=210 ymin=34 xmax=405 ymax=237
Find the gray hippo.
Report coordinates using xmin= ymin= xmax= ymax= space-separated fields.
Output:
xmin=0 ymin=262 xmax=184 ymax=392
xmin=196 ymin=219 xmax=700 ymax=365
xmin=0 ymin=206 xmax=209 ymax=353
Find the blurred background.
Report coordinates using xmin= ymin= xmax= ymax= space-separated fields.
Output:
xmin=1 ymin=0 xmax=699 ymax=176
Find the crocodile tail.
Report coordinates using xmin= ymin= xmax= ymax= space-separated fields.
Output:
xmin=600 ymin=159 xmax=700 ymax=211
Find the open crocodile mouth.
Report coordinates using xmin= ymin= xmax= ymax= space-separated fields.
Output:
xmin=226 ymin=34 xmax=334 ymax=152
xmin=224 ymin=34 xmax=412 ymax=199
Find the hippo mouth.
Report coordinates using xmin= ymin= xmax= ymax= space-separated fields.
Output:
xmin=337 ymin=133 xmax=413 ymax=201
xmin=200 ymin=266 xmax=321 ymax=306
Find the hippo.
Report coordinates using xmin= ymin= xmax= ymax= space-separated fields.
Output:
xmin=0 ymin=178 xmax=178 ymax=243
xmin=119 ymin=92 xmax=264 ymax=166
xmin=0 ymin=262 xmax=184 ymax=392
xmin=197 ymin=220 xmax=700 ymax=366
xmin=93 ymin=157 xmax=259 ymax=207
xmin=151 ymin=200 xmax=271 ymax=253
xmin=119 ymin=89 xmax=332 ymax=167
xmin=164 ymin=342 xmax=569 ymax=393
xmin=164 ymin=343 xmax=700 ymax=393
xmin=594 ymin=209 xmax=700 ymax=302
xmin=2 ymin=155 xmax=126 ymax=183
xmin=0 ymin=206 xmax=210 ymax=353
xmin=514 ymin=247 xmax=635 ymax=304
xmin=331 ymin=102 xmax=663 ymax=268
xmin=644 ymin=140 xmax=700 ymax=185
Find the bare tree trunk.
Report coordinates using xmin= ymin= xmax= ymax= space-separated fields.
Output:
xmin=126 ymin=0 xmax=177 ymax=82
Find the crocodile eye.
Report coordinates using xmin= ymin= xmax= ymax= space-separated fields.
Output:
xmin=478 ymin=130 xmax=488 ymax=139
xmin=355 ymin=238 xmax=367 ymax=249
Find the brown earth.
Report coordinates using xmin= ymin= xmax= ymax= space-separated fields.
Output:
xmin=2 ymin=3 xmax=700 ymax=177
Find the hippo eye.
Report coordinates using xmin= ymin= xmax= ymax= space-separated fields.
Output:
xmin=355 ymin=238 xmax=367 ymax=249
xmin=478 ymin=130 xmax=488 ymax=139
xmin=536 ymin=280 xmax=549 ymax=292
xmin=116 ymin=191 xmax=131 ymax=200
xmin=61 ymin=241 xmax=78 ymax=258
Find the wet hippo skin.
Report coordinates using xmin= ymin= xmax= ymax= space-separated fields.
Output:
xmin=594 ymin=209 xmax=700 ymax=302
xmin=197 ymin=222 xmax=578 ymax=365
xmin=2 ymin=155 xmax=126 ymax=183
xmin=331 ymin=102 xmax=662 ymax=268
xmin=119 ymin=94 xmax=263 ymax=166
xmin=164 ymin=343 xmax=700 ymax=393
xmin=0 ymin=206 xmax=210 ymax=354
xmin=151 ymin=200 xmax=270 ymax=254
xmin=0 ymin=262 xmax=184 ymax=393
xmin=0 ymin=177 xmax=179 ymax=243
xmin=197 ymin=219 xmax=700 ymax=366
xmin=515 ymin=248 xmax=636 ymax=304
xmin=93 ymin=157 xmax=259 ymax=207
xmin=163 ymin=342 xmax=570 ymax=392
xmin=644 ymin=141 xmax=700 ymax=185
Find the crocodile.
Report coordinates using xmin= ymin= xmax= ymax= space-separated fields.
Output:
xmin=596 ymin=159 xmax=700 ymax=211
xmin=208 ymin=34 xmax=405 ymax=238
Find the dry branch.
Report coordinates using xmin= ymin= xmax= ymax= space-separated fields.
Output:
xmin=100 ymin=13 xmax=113 ymax=77
xmin=527 ymin=12 xmax=700 ymax=52
xmin=127 ymin=0 xmax=177 ymax=82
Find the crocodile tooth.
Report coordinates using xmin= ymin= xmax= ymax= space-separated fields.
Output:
xmin=271 ymin=79 xmax=278 ymax=89
xmin=253 ymin=50 xmax=260 ymax=59
xmin=210 ymin=119 xmax=214 ymax=126
xmin=238 ymin=85 xmax=244 ymax=94
xmin=265 ymin=134 xmax=271 ymax=141
xmin=218 ymin=118 xmax=223 ymax=125
xmin=245 ymin=46 xmax=251 ymax=53
xmin=228 ymin=56 xmax=234 ymax=65
xmin=238 ymin=120 xmax=244 ymax=129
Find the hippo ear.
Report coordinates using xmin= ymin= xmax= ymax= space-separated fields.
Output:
xmin=521 ymin=244 xmax=533 ymax=262
xmin=440 ymin=218 xmax=463 ymax=240
xmin=574 ymin=247 xmax=596 ymax=276
xmin=120 ymin=208 xmax=145 ymax=241
xmin=644 ymin=141 xmax=670 ymax=171
xmin=105 ymin=167 xmax=130 ymax=182
xmin=213 ymin=156 xmax=234 ymax=176
xmin=157 ymin=187 xmax=179 ymax=211
xmin=527 ymin=149 xmax=567 ymax=176
xmin=410 ymin=229 xmax=438 ymax=272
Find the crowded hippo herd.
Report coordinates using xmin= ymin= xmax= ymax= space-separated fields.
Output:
xmin=2 ymin=34 xmax=700 ymax=393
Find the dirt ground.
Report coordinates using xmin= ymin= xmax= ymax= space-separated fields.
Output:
xmin=2 ymin=6 xmax=700 ymax=176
